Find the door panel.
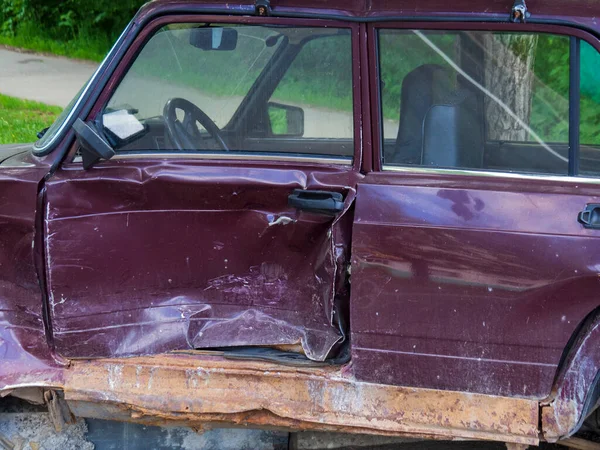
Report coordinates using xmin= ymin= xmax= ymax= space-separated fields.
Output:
xmin=350 ymin=174 xmax=600 ymax=398
xmin=45 ymin=159 xmax=356 ymax=361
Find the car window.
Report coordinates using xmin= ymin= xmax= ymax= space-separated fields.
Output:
xmin=269 ymin=35 xmax=353 ymax=138
xmin=378 ymin=30 xmax=582 ymax=175
xmin=101 ymin=24 xmax=354 ymax=161
xmin=579 ymin=40 xmax=600 ymax=176
xmin=35 ymin=81 xmax=88 ymax=150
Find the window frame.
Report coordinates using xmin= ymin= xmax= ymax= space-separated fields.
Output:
xmin=69 ymin=15 xmax=361 ymax=168
xmin=369 ymin=21 xmax=600 ymax=180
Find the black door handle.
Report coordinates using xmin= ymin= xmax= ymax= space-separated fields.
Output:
xmin=288 ymin=189 xmax=344 ymax=216
xmin=578 ymin=204 xmax=600 ymax=229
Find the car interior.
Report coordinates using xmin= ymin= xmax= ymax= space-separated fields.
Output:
xmin=381 ymin=31 xmax=600 ymax=175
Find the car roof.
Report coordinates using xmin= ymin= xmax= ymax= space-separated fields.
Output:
xmin=139 ymin=0 xmax=600 ymax=21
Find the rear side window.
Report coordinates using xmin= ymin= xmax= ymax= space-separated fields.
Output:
xmin=378 ymin=29 xmax=600 ymax=177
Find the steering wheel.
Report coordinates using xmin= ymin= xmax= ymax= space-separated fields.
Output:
xmin=163 ymin=98 xmax=229 ymax=151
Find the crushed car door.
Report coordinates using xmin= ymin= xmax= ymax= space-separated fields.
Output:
xmin=43 ymin=19 xmax=360 ymax=362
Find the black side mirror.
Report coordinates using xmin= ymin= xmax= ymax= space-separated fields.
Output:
xmin=267 ymin=102 xmax=304 ymax=137
xmin=73 ymin=118 xmax=115 ymax=169
xmin=189 ymin=27 xmax=238 ymax=51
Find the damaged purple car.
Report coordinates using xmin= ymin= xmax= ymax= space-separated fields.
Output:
xmin=2 ymin=0 xmax=600 ymax=447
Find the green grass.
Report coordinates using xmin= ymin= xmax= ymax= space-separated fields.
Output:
xmin=0 ymin=23 xmax=110 ymax=62
xmin=0 ymin=94 xmax=63 ymax=144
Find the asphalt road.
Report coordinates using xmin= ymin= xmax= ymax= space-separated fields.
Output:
xmin=0 ymin=48 xmax=96 ymax=107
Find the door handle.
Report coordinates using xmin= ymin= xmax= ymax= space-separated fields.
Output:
xmin=288 ymin=189 xmax=344 ymax=216
xmin=578 ymin=204 xmax=600 ymax=229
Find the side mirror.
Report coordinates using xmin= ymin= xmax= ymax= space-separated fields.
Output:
xmin=73 ymin=118 xmax=115 ymax=169
xmin=189 ymin=27 xmax=238 ymax=51
xmin=268 ymin=102 xmax=304 ymax=137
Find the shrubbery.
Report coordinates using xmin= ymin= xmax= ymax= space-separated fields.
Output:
xmin=0 ymin=0 xmax=145 ymax=60
xmin=1 ymin=0 xmax=144 ymax=37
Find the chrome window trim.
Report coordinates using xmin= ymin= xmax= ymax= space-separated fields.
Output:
xmin=72 ymin=153 xmax=353 ymax=165
xmin=32 ymin=24 xmax=131 ymax=154
xmin=382 ymin=165 xmax=600 ymax=184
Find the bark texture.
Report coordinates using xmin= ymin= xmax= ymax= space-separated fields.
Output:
xmin=482 ymin=34 xmax=538 ymax=141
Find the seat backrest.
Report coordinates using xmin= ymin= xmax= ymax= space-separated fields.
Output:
xmin=389 ymin=64 xmax=454 ymax=165
xmin=422 ymin=88 xmax=484 ymax=168
xmin=389 ymin=64 xmax=483 ymax=168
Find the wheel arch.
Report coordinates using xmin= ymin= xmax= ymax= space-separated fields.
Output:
xmin=542 ymin=307 xmax=600 ymax=441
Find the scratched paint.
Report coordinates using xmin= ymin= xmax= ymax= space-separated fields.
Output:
xmin=44 ymin=161 xmax=358 ymax=361
xmin=351 ymin=178 xmax=600 ymax=398
xmin=543 ymin=310 xmax=600 ymax=441
xmin=0 ymin=148 xmax=62 ymax=391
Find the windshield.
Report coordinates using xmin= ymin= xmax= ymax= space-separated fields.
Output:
xmin=106 ymin=24 xmax=285 ymax=128
xmin=34 ymin=81 xmax=88 ymax=150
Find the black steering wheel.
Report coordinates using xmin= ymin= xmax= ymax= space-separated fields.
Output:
xmin=163 ymin=97 xmax=229 ymax=151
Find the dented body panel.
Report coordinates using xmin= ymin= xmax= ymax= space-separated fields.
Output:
xmin=0 ymin=148 xmax=62 ymax=388
xmin=44 ymin=159 xmax=358 ymax=360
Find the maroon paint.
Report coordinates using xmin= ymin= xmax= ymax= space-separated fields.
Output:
xmin=134 ymin=0 xmax=600 ymax=27
xmin=545 ymin=310 xmax=600 ymax=439
xmin=349 ymin=19 xmax=600 ymax=399
xmin=0 ymin=148 xmax=62 ymax=390
xmin=45 ymin=159 xmax=359 ymax=360
xmin=0 ymin=0 xmax=599 ymax=412
xmin=45 ymin=14 xmax=362 ymax=361
xmin=350 ymin=173 xmax=600 ymax=398
xmin=359 ymin=22 xmax=373 ymax=174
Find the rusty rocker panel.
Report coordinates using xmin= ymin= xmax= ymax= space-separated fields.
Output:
xmin=58 ymin=353 xmax=540 ymax=445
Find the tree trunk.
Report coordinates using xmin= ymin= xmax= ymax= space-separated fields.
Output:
xmin=482 ymin=34 xmax=538 ymax=141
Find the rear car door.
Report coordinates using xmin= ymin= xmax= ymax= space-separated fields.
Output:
xmin=351 ymin=23 xmax=600 ymax=398
xmin=43 ymin=17 xmax=360 ymax=361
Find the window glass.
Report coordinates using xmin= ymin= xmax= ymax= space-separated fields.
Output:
xmin=270 ymin=35 xmax=353 ymax=138
xmin=34 ymin=80 xmax=88 ymax=150
xmin=579 ymin=40 xmax=600 ymax=176
xmin=379 ymin=30 xmax=570 ymax=175
xmin=102 ymin=24 xmax=353 ymax=160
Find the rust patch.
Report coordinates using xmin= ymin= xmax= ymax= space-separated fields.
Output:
xmin=541 ymin=400 xmax=579 ymax=442
xmin=59 ymin=353 xmax=539 ymax=445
